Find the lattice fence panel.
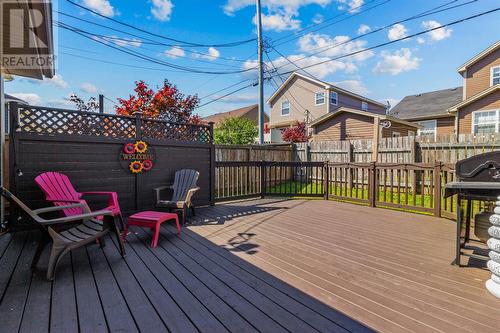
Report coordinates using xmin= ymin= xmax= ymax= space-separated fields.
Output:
xmin=17 ymin=107 xmax=136 ymax=138
xmin=141 ymin=119 xmax=211 ymax=143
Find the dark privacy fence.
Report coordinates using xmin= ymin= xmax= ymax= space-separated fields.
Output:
xmin=8 ymin=104 xmax=215 ymax=229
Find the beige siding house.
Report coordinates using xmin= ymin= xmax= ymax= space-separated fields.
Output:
xmin=267 ymin=72 xmax=387 ymax=143
xmin=310 ymin=108 xmax=420 ymax=141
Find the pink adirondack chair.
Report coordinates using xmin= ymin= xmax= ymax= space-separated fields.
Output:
xmin=35 ymin=172 xmax=124 ymax=228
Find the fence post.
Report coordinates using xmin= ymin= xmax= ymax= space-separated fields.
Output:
xmin=209 ymin=122 xmax=216 ymax=205
xmin=323 ymin=161 xmax=329 ymax=200
xmin=368 ymin=162 xmax=377 ymax=207
xmin=433 ymin=162 xmax=442 ymax=217
xmin=260 ymin=160 xmax=265 ymax=198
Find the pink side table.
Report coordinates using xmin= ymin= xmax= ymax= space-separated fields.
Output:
xmin=123 ymin=211 xmax=180 ymax=248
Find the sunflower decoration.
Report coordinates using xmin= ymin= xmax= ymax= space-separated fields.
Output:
xmin=134 ymin=140 xmax=148 ymax=153
xmin=129 ymin=161 xmax=143 ymax=174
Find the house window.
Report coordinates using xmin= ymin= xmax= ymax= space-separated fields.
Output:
xmin=492 ymin=66 xmax=500 ymax=86
xmin=416 ymin=120 xmax=437 ymax=138
xmin=361 ymin=101 xmax=368 ymax=111
xmin=392 ymin=132 xmax=401 ymax=138
xmin=315 ymin=92 xmax=325 ymax=105
xmin=330 ymin=91 xmax=338 ymax=105
xmin=281 ymin=100 xmax=290 ymax=116
xmin=472 ymin=110 xmax=499 ymax=134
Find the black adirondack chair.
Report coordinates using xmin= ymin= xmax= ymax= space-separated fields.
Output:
xmin=1 ymin=187 xmax=126 ymax=281
xmin=154 ymin=169 xmax=200 ymax=225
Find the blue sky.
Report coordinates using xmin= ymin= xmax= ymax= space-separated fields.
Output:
xmin=5 ymin=0 xmax=500 ymax=117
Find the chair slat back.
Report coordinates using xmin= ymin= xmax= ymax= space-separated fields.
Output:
xmin=0 ymin=187 xmax=41 ymax=222
xmin=171 ymin=169 xmax=199 ymax=202
xmin=35 ymin=172 xmax=84 ymax=216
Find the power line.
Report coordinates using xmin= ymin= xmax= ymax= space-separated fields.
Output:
xmin=65 ymin=0 xmax=256 ymax=48
xmin=56 ymin=11 xmax=251 ymax=63
xmin=56 ymin=21 xmax=243 ymax=69
xmin=268 ymin=7 xmax=500 ymax=80
xmin=56 ymin=22 xmax=258 ymax=75
xmin=199 ymin=79 xmax=254 ymax=100
xmin=274 ymin=0 xmax=477 ymax=68
xmin=273 ymin=0 xmax=392 ymax=46
xmin=195 ymin=82 xmax=257 ymax=109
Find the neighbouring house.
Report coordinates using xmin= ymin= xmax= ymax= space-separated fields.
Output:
xmin=450 ymin=40 xmax=500 ymax=135
xmin=203 ymin=104 xmax=269 ymax=127
xmin=390 ymin=40 xmax=500 ymax=139
xmin=389 ymin=87 xmax=463 ymax=139
xmin=267 ymin=72 xmax=388 ymax=143
xmin=310 ymin=107 xmax=420 ymax=141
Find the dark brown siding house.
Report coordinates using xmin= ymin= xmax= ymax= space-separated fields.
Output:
xmin=389 ymin=87 xmax=463 ymax=139
xmin=310 ymin=107 xmax=420 ymax=141
xmin=202 ymin=104 xmax=269 ymax=127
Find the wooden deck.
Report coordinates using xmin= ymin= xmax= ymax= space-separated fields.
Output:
xmin=0 ymin=199 xmax=498 ymax=332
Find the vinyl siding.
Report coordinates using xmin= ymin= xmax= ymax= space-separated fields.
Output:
xmin=381 ymin=122 xmax=417 ymax=138
xmin=464 ymin=48 xmax=500 ymax=98
xmin=312 ymin=113 xmax=374 ymax=141
xmin=436 ymin=117 xmax=456 ymax=136
xmin=269 ymin=76 xmax=328 ymax=127
xmin=332 ymin=90 xmax=386 ymax=115
xmin=458 ymin=90 xmax=500 ymax=134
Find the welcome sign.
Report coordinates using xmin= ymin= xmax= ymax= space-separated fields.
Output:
xmin=120 ymin=140 xmax=155 ymax=174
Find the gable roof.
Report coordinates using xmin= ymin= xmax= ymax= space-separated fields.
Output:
xmin=448 ymin=84 xmax=499 ymax=112
xmin=310 ymin=107 xmax=421 ymax=128
xmin=267 ymin=72 xmax=386 ymax=108
xmin=389 ymin=87 xmax=462 ymax=120
xmin=457 ymin=40 xmax=500 ymax=74
xmin=203 ymin=104 xmax=268 ymax=125
xmin=4 ymin=94 xmax=28 ymax=104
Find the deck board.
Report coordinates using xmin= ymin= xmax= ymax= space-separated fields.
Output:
xmin=0 ymin=198 xmax=498 ymax=333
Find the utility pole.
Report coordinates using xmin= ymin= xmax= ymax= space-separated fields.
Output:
xmin=99 ymin=94 xmax=104 ymax=113
xmin=256 ymin=0 xmax=265 ymax=144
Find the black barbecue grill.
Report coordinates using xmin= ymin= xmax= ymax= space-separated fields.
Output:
xmin=444 ymin=151 xmax=500 ymax=266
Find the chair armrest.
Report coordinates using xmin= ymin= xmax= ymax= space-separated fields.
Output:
xmin=185 ymin=187 xmax=200 ymax=206
xmin=33 ymin=203 xmax=87 ymax=215
xmin=37 ymin=210 xmax=113 ymax=225
xmin=153 ymin=185 xmax=173 ymax=202
xmin=46 ymin=198 xmax=82 ymax=203
xmin=81 ymin=191 xmax=116 ymax=196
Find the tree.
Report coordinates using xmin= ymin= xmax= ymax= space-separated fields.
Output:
xmin=70 ymin=94 xmax=99 ymax=112
xmin=214 ymin=117 xmax=259 ymax=145
xmin=115 ymin=80 xmax=200 ymax=123
xmin=281 ymin=121 xmax=310 ymax=143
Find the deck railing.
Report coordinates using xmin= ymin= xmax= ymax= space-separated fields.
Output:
xmin=215 ymin=161 xmax=480 ymax=219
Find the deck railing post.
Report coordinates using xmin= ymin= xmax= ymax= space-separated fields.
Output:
xmin=433 ymin=162 xmax=442 ymax=217
xmin=368 ymin=162 xmax=377 ymax=207
xmin=260 ymin=160 xmax=265 ymax=198
xmin=323 ymin=161 xmax=329 ymax=200
xmin=209 ymin=122 xmax=216 ymax=205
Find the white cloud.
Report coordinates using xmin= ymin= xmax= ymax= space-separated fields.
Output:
xmin=112 ymin=37 xmax=142 ymax=48
xmin=218 ymin=93 xmax=259 ymax=103
xmin=421 ymin=20 xmax=452 ymax=42
xmin=416 ymin=37 xmax=425 ymax=44
xmin=337 ymin=0 xmax=364 ymax=13
xmin=80 ymin=82 xmax=98 ymax=93
xmin=254 ymin=12 xmax=301 ymax=31
xmin=244 ymin=54 xmax=356 ymax=80
xmin=312 ymin=14 xmax=324 ymax=24
xmin=10 ymin=93 xmax=41 ymax=105
xmin=298 ymin=33 xmax=374 ymax=62
xmin=357 ymin=24 xmax=370 ymax=35
xmin=83 ymin=0 xmax=114 ymax=17
xmin=373 ymin=48 xmax=421 ymax=75
xmin=333 ymin=80 xmax=370 ymax=96
xmin=194 ymin=47 xmax=221 ymax=61
xmin=164 ymin=46 xmax=185 ymax=59
xmin=43 ymin=74 xmax=69 ymax=89
xmin=224 ymin=0 xmax=330 ymax=31
xmin=387 ymin=23 xmax=408 ymax=41
xmin=47 ymin=96 xmax=75 ymax=108
xmin=151 ymin=0 xmax=173 ymax=21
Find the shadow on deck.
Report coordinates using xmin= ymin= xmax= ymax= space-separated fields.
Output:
xmin=0 ymin=200 xmax=371 ymax=333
